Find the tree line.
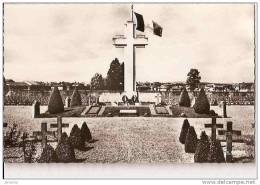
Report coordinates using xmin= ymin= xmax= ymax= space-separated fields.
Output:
xmin=90 ymin=58 xmax=202 ymax=91
xmin=90 ymin=58 xmax=124 ymax=91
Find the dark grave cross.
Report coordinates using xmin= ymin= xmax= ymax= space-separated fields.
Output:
xmin=32 ymin=122 xmax=56 ymax=148
xmin=49 ymin=116 xmax=69 ymax=143
xmin=218 ymin=121 xmax=242 ymax=163
xmin=204 ymin=117 xmax=223 ymax=141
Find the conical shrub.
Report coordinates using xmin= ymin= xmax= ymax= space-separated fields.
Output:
xmin=55 ymin=132 xmax=75 ymax=162
xmin=38 ymin=144 xmax=58 ymax=163
xmin=70 ymin=88 xmax=82 ymax=107
xmin=179 ymin=87 xmax=191 ymax=107
xmin=194 ymin=131 xmax=210 ymax=163
xmin=193 ymin=88 xmax=210 ymax=114
xmin=184 ymin=126 xmax=198 ymax=153
xmin=179 ymin=119 xmax=190 ymax=144
xmin=208 ymin=139 xmax=225 ymax=163
xmin=81 ymin=122 xmax=92 ymax=142
xmin=48 ymin=86 xmax=64 ymax=114
xmin=69 ymin=124 xmax=85 ymax=149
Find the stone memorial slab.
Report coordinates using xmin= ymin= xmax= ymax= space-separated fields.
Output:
xmin=88 ymin=106 xmax=101 ymax=114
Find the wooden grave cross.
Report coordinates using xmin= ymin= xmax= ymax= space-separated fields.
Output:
xmin=218 ymin=121 xmax=242 ymax=162
xmin=49 ymin=116 xmax=69 ymax=143
xmin=32 ymin=122 xmax=55 ymax=149
xmin=32 ymin=116 xmax=69 ymax=148
xmin=204 ymin=117 xmax=223 ymax=141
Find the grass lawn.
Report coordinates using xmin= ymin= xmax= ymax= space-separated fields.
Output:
xmin=3 ymin=106 xmax=255 ymax=163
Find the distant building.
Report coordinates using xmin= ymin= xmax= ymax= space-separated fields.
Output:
xmin=239 ymin=82 xmax=254 ymax=92
xmin=6 ymin=81 xmax=29 ymax=91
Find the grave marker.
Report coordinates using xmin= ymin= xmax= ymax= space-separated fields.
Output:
xmin=41 ymin=122 xmax=47 ymax=148
xmin=218 ymin=121 xmax=243 ymax=162
xmin=3 ymin=122 xmax=8 ymax=128
xmin=32 ymin=100 xmax=40 ymax=118
xmin=204 ymin=117 xmax=223 ymax=141
xmin=49 ymin=116 xmax=69 ymax=143
xmin=65 ymin=97 xmax=71 ymax=108
xmin=155 ymin=93 xmax=162 ymax=105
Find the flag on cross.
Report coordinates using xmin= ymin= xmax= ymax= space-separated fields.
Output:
xmin=134 ymin=11 xmax=163 ymax=37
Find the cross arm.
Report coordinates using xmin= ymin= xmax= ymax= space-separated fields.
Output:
xmin=204 ymin=124 xmax=223 ymax=128
xmin=218 ymin=130 xmax=242 ymax=136
xmin=134 ymin=35 xmax=148 ymax=48
xmin=113 ymin=35 xmax=127 ymax=48
xmin=50 ymin=123 xmax=69 ymax=128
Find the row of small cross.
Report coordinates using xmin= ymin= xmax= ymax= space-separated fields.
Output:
xmin=204 ymin=117 xmax=242 ymax=162
xmin=30 ymin=116 xmax=69 ymax=148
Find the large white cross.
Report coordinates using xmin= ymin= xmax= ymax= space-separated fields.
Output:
xmin=113 ymin=5 xmax=148 ymax=97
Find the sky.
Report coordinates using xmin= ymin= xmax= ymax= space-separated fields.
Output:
xmin=4 ymin=3 xmax=255 ymax=83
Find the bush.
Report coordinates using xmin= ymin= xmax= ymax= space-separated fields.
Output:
xmin=184 ymin=126 xmax=197 ymax=153
xmin=194 ymin=131 xmax=210 ymax=163
xmin=55 ymin=132 xmax=75 ymax=162
xmin=208 ymin=139 xmax=225 ymax=163
xmin=179 ymin=119 xmax=190 ymax=144
xmin=4 ymin=123 xmax=21 ymax=147
xmin=48 ymin=86 xmax=64 ymax=114
xmin=209 ymin=110 xmax=218 ymax=116
xmin=70 ymin=88 xmax=82 ymax=107
xmin=81 ymin=122 xmax=92 ymax=142
xmin=69 ymin=124 xmax=85 ymax=149
xmin=193 ymin=88 xmax=210 ymax=114
xmin=179 ymin=87 xmax=191 ymax=107
xmin=38 ymin=144 xmax=58 ymax=163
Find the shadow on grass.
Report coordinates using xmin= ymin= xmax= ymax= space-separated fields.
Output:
xmin=232 ymin=156 xmax=254 ymax=163
xmin=4 ymin=156 xmax=22 ymax=159
xmin=74 ymin=158 xmax=87 ymax=163
xmin=77 ymin=146 xmax=94 ymax=152
xmin=88 ymin=139 xmax=98 ymax=143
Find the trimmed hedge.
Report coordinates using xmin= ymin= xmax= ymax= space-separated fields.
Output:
xmin=69 ymin=124 xmax=85 ymax=149
xmin=81 ymin=122 xmax=92 ymax=142
xmin=48 ymin=86 xmax=64 ymax=114
xmin=179 ymin=119 xmax=190 ymax=144
xmin=193 ymin=88 xmax=210 ymax=114
xmin=55 ymin=132 xmax=75 ymax=162
xmin=194 ymin=131 xmax=210 ymax=163
xmin=38 ymin=144 xmax=58 ymax=163
xmin=184 ymin=126 xmax=197 ymax=153
xmin=70 ymin=88 xmax=82 ymax=107
xmin=179 ymin=87 xmax=191 ymax=107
